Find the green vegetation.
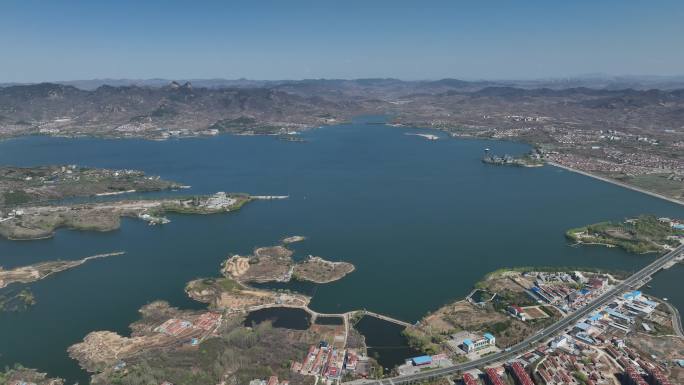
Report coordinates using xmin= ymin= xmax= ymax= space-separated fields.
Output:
xmin=187 ymin=277 xmax=240 ymax=293
xmin=566 ymin=215 xmax=683 ymax=254
xmin=401 ymin=327 xmax=442 ymax=355
xmin=486 ymin=320 xmax=512 ymax=334
xmin=348 ymin=311 xmax=364 ymax=326
xmin=156 ymin=194 xmax=250 ymax=215
xmin=477 ymin=266 xmax=629 ymax=285
xmin=619 ymin=174 xmax=684 ymax=201
xmin=0 ymin=288 xmax=37 ymax=312
xmin=493 ymin=291 xmax=535 ymax=310
xmin=573 ymin=371 xmax=589 ymax=385
xmin=0 ymin=364 xmax=63 ymax=385
xmin=0 ymin=165 xmax=181 ymax=208
xmin=3 ymin=190 xmax=31 ymax=205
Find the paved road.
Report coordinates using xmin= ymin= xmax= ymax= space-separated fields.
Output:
xmin=663 ymin=301 xmax=684 ymax=337
xmin=347 ymin=244 xmax=684 ymax=385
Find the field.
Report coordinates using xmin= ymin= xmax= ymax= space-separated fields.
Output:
xmin=519 ymin=306 xmax=550 ymax=320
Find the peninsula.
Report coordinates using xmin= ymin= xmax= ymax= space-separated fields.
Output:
xmin=566 ymin=215 xmax=684 ymax=253
xmin=68 ymin=240 xmax=358 ymax=385
xmin=0 ymin=165 xmax=182 ymax=208
xmin=0 ymin=192 xmax=251 ymax=240
xmin=0 ymin=251 xmax=124 ymax=289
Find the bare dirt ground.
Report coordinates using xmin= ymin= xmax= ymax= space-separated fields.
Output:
xmin=627 ymin=333 xmax=684 ymax=383
xmin=423 ymin=301 xmax=509 ymax=333
xmin=68 ymin=301 xmax=224 ymax=372
xmin=185 ymin=277 xmax=309 ymax=312
xmin=521 ymin=306 xmax=550 ymax=320
xmin=223 ymin=246 xmax=294 ymax=283
xmin=222 ymin=244 xmax=355 ymax=284
xmin=293 ymin=256 xmax=355 ymax=283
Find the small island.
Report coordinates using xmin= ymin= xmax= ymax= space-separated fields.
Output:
xmin=222 ymin=242 xmax=355 ymax=284
xmin=566 ymin=215 xmax=684 ymax=253
xmin=0 ymin=288 xmax=36 ymax=312
xmin=282 ymin=235 xmax=306 ymax=244
xmin=223 ymin=245 xmax=295 ymax=283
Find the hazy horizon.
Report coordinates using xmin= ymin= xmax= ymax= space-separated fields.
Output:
xmin=3 ymin=73 xmax=684 ymax=86
xmin=2 ymin=0 xmax=683 ymax=83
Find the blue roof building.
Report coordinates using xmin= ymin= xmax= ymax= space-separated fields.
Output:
xmin=575 ymin=322 xmax=592 ymax=331
xmin=607 ymin=309 xmax=633 ymax=323
xmin=411 ymin=355 xmax=432 ymax=366
xmin=484 ymin=333 xmax=495 ymax=342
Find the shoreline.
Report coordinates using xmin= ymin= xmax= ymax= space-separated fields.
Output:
xmin=547 ymin=161 xmax=684 ymax=207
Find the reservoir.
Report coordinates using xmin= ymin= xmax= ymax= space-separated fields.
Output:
xmin=354 ymin=316 xmax=421 ymax=371
xmin=1 ymin=118 xmax=683 ymax=383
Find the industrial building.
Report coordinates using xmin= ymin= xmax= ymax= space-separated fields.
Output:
xmin=463 ymin=333 xmax=496 ymax=353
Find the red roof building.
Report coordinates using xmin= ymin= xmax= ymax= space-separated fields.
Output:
xmin=485 ymin=368 xmax=505 ymax=385
xmin=509 ymin=362 xmax=534 ymax=385
xmin=462 ymin=373 xmax=479 ymax=385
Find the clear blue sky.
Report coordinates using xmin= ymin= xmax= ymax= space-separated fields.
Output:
xmin=2 ymin=0 xmax=683 ymax=82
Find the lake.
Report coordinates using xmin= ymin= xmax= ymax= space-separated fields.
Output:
xmin=1 ymin=118 xmax=683 ymax=383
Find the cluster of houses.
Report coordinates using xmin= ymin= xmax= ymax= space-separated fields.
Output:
xmin=153 ymin=312 xmax=222 ymax=346
xmin=290 ymin=343 xmax=367 ymax=382
xmin=248 ymin=376 xmax=289 ymax=385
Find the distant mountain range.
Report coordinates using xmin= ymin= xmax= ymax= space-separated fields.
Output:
xmin=3 ymin=74 xmax=684 ymax=91
xmin=1 ymin=78 xmax=683 ymax=142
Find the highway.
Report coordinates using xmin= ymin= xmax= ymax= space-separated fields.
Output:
xmin=347 ymin=244 xmax=684 ymax=385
